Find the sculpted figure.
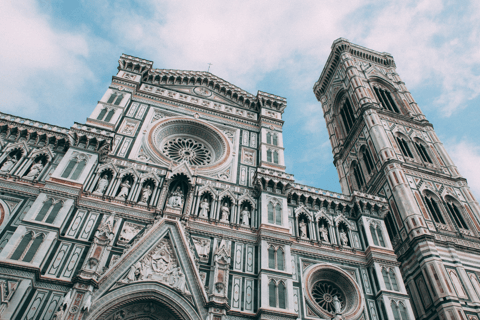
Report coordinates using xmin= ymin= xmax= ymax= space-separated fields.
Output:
xmin=319 ymin=224 xmax=329 ymax=242
xmin=333 ymin=295 xmax=342 ymax=313
xmin=340 ymin=230 xmax=349 ymax=246
xmin=198 ymin=198 xmax=209 ymax=218
xmin=0 ymin=155 xmax=17 ymax=172
xmin=299 ymin=221 xmax=308 ymax=239
xmin=52 ymin=307 xmax=64 ymax=320
xmin=193 ymin=237 xmax=210 ymax=260
xmin=241 ymin=207 xmax=251 ymax=226
xmin=25 ymin=161 xmax=44 ymax=180
xmin=126 ymin=261 xmax=144 ymax=282
xmin=93 ymin=175 xmax=109 ymax=195
xmin=167 ymin=186 xmax=184 ymax=208
xmin=139 ymin=185 xmax=152 ymax=204
xmin=116 ymin=180 xmax=131 ymax=199
xmin=220 ymin=202 xmax=230 ymax=222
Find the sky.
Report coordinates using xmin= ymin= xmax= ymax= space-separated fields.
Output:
xmin=1 ymin=0 xmax=480 ymax=199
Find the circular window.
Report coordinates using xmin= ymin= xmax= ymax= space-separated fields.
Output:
xmin=146 ymin=118 xmax=231 ymax=171
xmin=304 ymin=264 xmax=364 ymax=320
xmin=161 ymin=137 xmax=213 ymax=166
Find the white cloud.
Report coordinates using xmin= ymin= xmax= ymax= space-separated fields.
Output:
xmin=0 ymin=0 xmax=93 ymax=123
xmin=446 ymin=140 xmax=480 ymax=200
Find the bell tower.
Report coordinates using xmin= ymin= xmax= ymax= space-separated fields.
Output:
xmin=315 ymin=38 xmax=480 ymax=320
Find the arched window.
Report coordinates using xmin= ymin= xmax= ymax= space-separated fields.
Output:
xmin=396 ymin=136 xmax=414 ymax=159
xmin=268 ymin=203 xmax=274 ymax=224
xmin=97 ymin=108 xmax=107 ymax=121
xmin=339 ymin=97 xmax=355 ymax=136
xmin=362 ymin=147 xmax=375 ymax=175
xmin=114 ymin=94 xmax=123 ymax=105
xmin=370 ymin=225 xmax=379 ymax=246
xmin=10 ymin=232 xmax=33 ymax=260
xmin=268 ymin=246 xmax=276 ymax=269
xmin=70 ymin=160 xmax=86 ymax=180
xmin=272 ymin=134 xmax=278 ymax=146
xmin=445 ymin=199 xmax=468 ymax=230
xmin=277 ymin=249 xmax=284 ymax=271
xmin=398 ymin=302 xmax=409 ymax=320
xmin=35 ymin=199 xmax=53 ymax=222
xmin=278 ymin=282 xmax=286 ymax=309
xmin=269 ymin=280 xmax=276 ymax=307
xmin=23 ymin=234 xmax=44 ymax=263
xmin=61 ymin=155 xmax=87 ymax=180
xmin=389 ymin=269 xmax=399 ymax=291
xmin=382 ymin=268 xmax=392 ymax=290
xmin=45 ymin=201 xmax=63 ymax=224
xmin=104 ymin=109 xmax=115 ymax=122
xmin=414 ymin=141 xmax=433 ymax=164
xmin=384 ymin=212 xmax=398 ymax=239
xmin=273 ymin=151 xmax=279 ymax=164
xmin=391 ymin=301 xmax=401 ymax=320
xmin=423 ymin=195 xmax=446 ymax=224
xmin=267 ymin=150 xmax=272 ymax=162
xmin=377 ymin=227 xmax=385 ymax=247
xmin=275 ymin=204 xmax=282 ymax=225
xmin=267 ymin=132 xmax=272 ymax=144
xmin=352 ymin=161 xmax=365 ymax=189
xmin=374 ymin=86 xmax=400 ymax=113
xmin=382 ymin=268 xmax=399 ymax=291
xmin=61 ymin=159 xmax=77 ymax=178
xmin=370 ymin=224 xmax=386 ymax=247
xmin=107 ymin=92 xmax=117 ymax=104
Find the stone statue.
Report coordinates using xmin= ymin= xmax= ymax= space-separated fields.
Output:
xmin=299 ymin=221 xmax=308 ymax=239
xmin=139 ymin=185 xmax=152 ymax=204
xmin=97 ymin=214 xmax=115 ymax=241
xmin=198 ymin=198 xmax=209 ymax=218
xmin=0 ymin=155 xmax=17 ymax=172
xmin=192 ymin=237 xmax=211 ymax=261
xmin=24 ymin=161 xmax=43 ymax=180
xmin=167 ymin=186 xmax=184 ymax=208
xmin=241 ymin=207 xmax=250 ymax=226
xmin=82 ymin=292 xmax=92 ymax=311
xmin=116 ymin=180 xmax=131 ymax=199
xmin=52 ymin=307 xmax=64 ymax=320
xmin=333 ymin=295 xmax=342 ymax=313
xmin=93 ymin=175 xmax=109 ymax=195
xmin=319 ymin=224 xmax=329 ymax=242
xmin=340 ymin=230 xmax=349 ymax=246
xmin=220 ymin=202 xmax=230 ymax=222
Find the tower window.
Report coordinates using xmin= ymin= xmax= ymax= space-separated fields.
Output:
xmin=97 ymin=108 xmax=107 ymax=121
xmin=114 ymin=94 xmax=123 ymax=105
xmin=273 ymin=151 xmax=279 ymax=164
xmin=269 ymin=279 xmax=286 ymax=309
xmin=267 ymin=150 xmax=272 ymax=162
xmin=414 ymin=141 xmax=432 ymax=164
xmin=267 ymin=132 xmax=272 ymax=144
xmin=10 ymin=232 xmax=44 ymax=263
xmin=107 ymin=92 xmax=117 ymax=104
xmin=423 ymin=195 xmax=446 ymax=224
xmin=104 ymin=109 xmax=115 ymax=122
xmin=391 ymin=301 xmax=409 ymax=320
xmin=446 ymin=200 xmax=468 ymax=229
xmin=268 ymin=246 xmax=284 ymax=271
xmin=339 ymin=97 xmax=355 ymax=136
xmin=272 ymin=134 xmax=278 ymax=146
xmin=352 ymin=161 xmax=365 ymax=189
xmin=382 ymin=268 xmax=399 ymax=291
xmin=384 ymin=212 xmax=398 ymax=239
xmin=374 ymin=87 xmax=400 ymax=113
xmin=396 ymin=137 xmax=414 ymax=159
xmin=362 ymin=147 xmax=375 ymax=174
xmin=370 ymin=224 xmax=385 ymax=247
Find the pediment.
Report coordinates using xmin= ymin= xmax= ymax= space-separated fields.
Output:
xmin=92 ymin=219 xmax=207 ymax=319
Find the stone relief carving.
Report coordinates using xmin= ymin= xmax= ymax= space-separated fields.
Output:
xmin=119 ymin=238 xmax=190 ymax=295
xmin=192 ymin=237 xmax=211 ymax=263
xmin=167 ymin=186 xmax=184 ymax=208
xmin=117 ymin=222 xmax=144 ymax=245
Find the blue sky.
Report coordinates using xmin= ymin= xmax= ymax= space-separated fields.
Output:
xmin=1 ymin=0 xmax=480 ymax=199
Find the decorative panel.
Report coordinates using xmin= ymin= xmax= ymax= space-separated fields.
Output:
xmin=61 ymin=245 xmax=84 ymax=279
xmin=293 ymin=286 xmax=300 ymax=315
xmin=248 ymin=167 xmax=255 ymax=187
xmin=40 ymin=292 xmax=63 ymax=320
xmin=117 ymin=138 xmax=132 ymax=157
xmin=25 ymin=290 xmax=48 ymax=320
xmin=13 ymin=199 xmax=34 ymax=227
xmin=361 ymin=268 xmax=372 ymax=295
xmin=233 ymin=243 xmax=244 ymax=271
xmin=239 ymin=166 xmax=247 ymax=186
xmin=110 ymin=136 xmax=123 ymax=155
xmin=47 ymin=242 xmax=71 ymax=277
xmin=292 ymin=254 xmax=297 ymax=281
xmin=126 ymin=102 xmax=139 ymax=117
xmin=135 ymin=104 xmax=148 ymax=119
xmin=244 ymin=278 xmax=254 ymax=313
xmin=65 ymin=210 xmax=87 ymax=238
xmin=250 ymin=132 xmax=257 ymax=148
xmin=368 ymin=300 xmax=379 ymax=320
xmin=78 ymin=212 xmax=99 ymax=241
xmin=242 ymin=130 xmax=249 ymax=146
xmin=0 ymin=231 xmax=13 ymax=253
xmin=231 ymin=276 xmax=242 ymax=309
xmin=245 ymin=244 xmax=254 ymax=274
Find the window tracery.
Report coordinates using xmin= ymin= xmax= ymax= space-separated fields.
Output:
xmin=445 ymin=196 xmax=469 ymax=230
xmin=268 ymin=245 xmax=285 ymax=271
xmin=413 ymin=139 xmax=433 ymax=164
xmin=268 ymin=201 xmax=282 ymax=225
xmin=268 ymin=279 xmax=287 ymax=309
xmin=373 ymin=85 xmax=400 ymax=113
xmin=351 ymin=161 xmax=365 ymax=190
xmin=395 ymin=134 xmax=414 ymax=159
xmin=382 ymin=267 xmax=399 ymax=291
xmin=10 ymin=231 xmax=45 ymax=263
xmin=391 ymin=300 xmax=409 ymax=320
xmin=423 ymin=193 xmax=446 ymax=225
xmin=369 ymin=222 xmax=385 ymax=247
xmin=61 ymin=153 xmax=88 ymax=180
xmin=339 ymin=96 xmax=356 ymax=136
xmin=35 ymin=198 xmax=63 ymax=224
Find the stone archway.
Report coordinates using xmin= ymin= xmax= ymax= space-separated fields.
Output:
xmin=84 ymin=283 xmax=203 ymax=320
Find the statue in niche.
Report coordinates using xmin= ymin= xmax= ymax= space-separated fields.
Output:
xmin=319 ymin=224 xmax=329 ymax=242
xmin=93 ymin=175 xmax=109 ymax=195
xmin=167 ymin=186 xmax=184 ymax=208
xmin=241 ymin=206 xmax=251 ymax=226
xmin=0 ymin=155 xmax=17 ymax=172
xmin=332 ymin=295 xmax=343 ymax=320
xmin=192 ymin=237 xmax=211 ymax=261
xmin=339 ymin=230 xmax=349 ymax=246
xmin=97 ymin=214 xmax=115 ymax=241
xmin=198 ymin=198 xmax=209 ymax=218
xmin=220 ymin=202 xmax=230 ymax=222
xmin=299 ymin=220 xmax=308 ymax=239
xmin=139 ymin=185 xmax=152 ymax=204
xmin=52 ymin=307 xmax=64 ymax=320
xmin=24 ymin=160 xmax=44 ymax=180
xmin=116 ymin=180 xmax=131 ymax=200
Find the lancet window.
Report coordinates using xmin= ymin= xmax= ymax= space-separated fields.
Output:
xmin=61 ymin=154 xmax=88 ymax=180
xmin=373 ymin=86 xmax=400 ymax=113
xmin=382 ymin=267 xmax=399 ymax=291
xmin=266 ymin=132 xmax=278 ymax=146
xmin=268 ymin=279 xmax=286 ymax=309
xmin=384 ymin=212 xmax=398 ymax=240
xmin=414 ymin=140 xmax=433 ymax=164
xmin=423 ymin=194 xmax=446 ymax=225
xmin=35 ymin=198 xmax=63 ymax=224
xmin=107 ymin=92 xmax=123 ymax=105
xmin=352 ymin=161 xmax=365 ymax=189
xmin=268 ymin=202 xmax=282 ymax=225
xmin=339 ymin=97 xmax=355 ymax=136
xmin=362 ymin=146 xmax=375 ymax=175
xmin=396 ymin=136 xmax=414 ymax=159
xmin=445 ymin=198 xmax=469 ymax=230
xmin=10 ymin=231 xmax=45 ymax=263
xmin=370 ymin=223 xmax=385 ymax=247
xmin=391 ymin=301 xmax=409 ymax=320
xmin=268 ymin=245 xmax=284 ymax=271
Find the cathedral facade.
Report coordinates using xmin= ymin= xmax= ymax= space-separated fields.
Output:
xmin=0 ymin=39 xmax=477 ymax=320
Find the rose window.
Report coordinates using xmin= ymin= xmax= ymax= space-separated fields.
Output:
xmin=162 ymin=137 xmax=213 ymax=166
xmin=311 ymin=281 xmax=345 ymax=313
